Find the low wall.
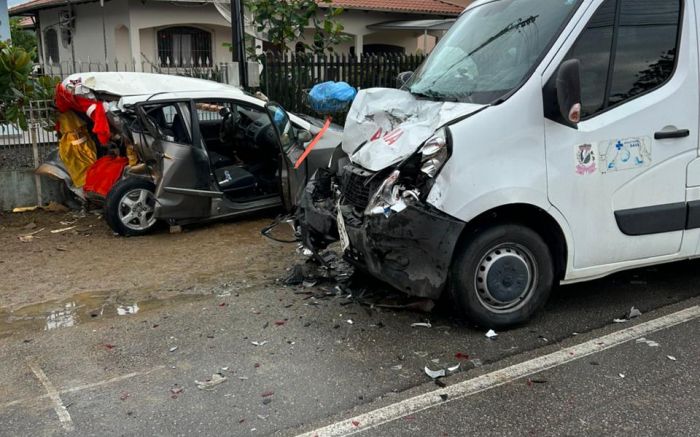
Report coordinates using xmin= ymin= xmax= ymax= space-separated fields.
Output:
xmin=0 ymin=171 xmax=65 ymax=211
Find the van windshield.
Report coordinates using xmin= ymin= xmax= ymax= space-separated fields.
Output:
xmin=408 ymin=0 xmax=579 ymax=103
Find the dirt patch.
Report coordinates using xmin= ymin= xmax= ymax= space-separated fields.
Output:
xmin=0 ymin=210 xmax=297 ymax=309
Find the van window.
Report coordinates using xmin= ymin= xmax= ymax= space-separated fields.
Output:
xmin=407 ymin=0 xmax=580 ymax=103
xmin=565 ymin=0 xmax=681 ymax=118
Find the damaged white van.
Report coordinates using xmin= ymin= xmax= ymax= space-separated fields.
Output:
xmin=297 ymin=0 xmax=698 ymax=327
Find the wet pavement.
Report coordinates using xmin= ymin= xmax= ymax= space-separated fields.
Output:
xmin=1 ymin=246 xmax=699 ymax=435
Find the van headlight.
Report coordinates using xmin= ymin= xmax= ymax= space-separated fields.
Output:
xmin=419 ymin=128 xmax=450 ymax=178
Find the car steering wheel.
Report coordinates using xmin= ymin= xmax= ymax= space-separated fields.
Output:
xmin=219 ymin=107 xmax=242 ymax=144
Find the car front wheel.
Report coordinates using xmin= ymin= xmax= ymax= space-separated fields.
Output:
xmin=449 ymin=224 xmax=554 ymax=329
xmin=105 ymin=178 xmax=158 ymax=236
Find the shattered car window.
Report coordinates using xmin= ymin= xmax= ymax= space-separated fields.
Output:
xmin=408 ymin=0 xmax=579 ymax=103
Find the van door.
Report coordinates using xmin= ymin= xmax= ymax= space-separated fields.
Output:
xmin=544 ymin=0 xmax=698 ymax=270
xmin=265 ymin=102 xmax=308 ymax=211
xmin=136 ymin=101 xmax=214 ymax=221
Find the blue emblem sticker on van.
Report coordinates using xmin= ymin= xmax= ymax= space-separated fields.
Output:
xmin=600 ymin=137 xmax=652 ymax=173
xmin=575 ymin=143 xmax=597 ymax=175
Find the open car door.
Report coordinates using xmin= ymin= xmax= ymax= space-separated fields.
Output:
xmin=265 ymin=102 xmax=307 ymax=211
xmin=135 ymin=101 xmax=214 ymax=221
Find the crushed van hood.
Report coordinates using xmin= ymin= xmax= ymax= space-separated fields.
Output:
xmin=342 ymin=88 xmax=484 ymax=172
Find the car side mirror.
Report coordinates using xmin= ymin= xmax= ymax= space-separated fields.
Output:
xmin=297 ymin=129 xmax=313 ymax=143
xmin=556 ymin=59 xmax=582 ymax=126
xmin=397 ymin=71 xmax=414 ymax=89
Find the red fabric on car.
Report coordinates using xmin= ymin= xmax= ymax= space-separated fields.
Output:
xmin=84 ymin=156 xmax=128 ymax=197
xmin=55 ymin=83 xmax=111 ymax=145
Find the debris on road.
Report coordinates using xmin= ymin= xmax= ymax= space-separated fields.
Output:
xmin=614 ymin=306 xmax=642 ymax=323
xmin=411 ymin=322 xmax=432 ymax=328
xmin=169 ymin=346 xmax=178 ymax=352
xmin=170 ymin=386 xmax=184 ymax=398
xmin=50 ymin=226 xmax=76 ymax=234
xmin=485 ymin=329 xmax=498 ymax=339
xmin=18 ymin=228 xmax=45 ymax=242
xmin=667 ymin=355 xmax=677 ymax=361
xmin=424 ymin=366 xmax=446 ymax=379
xmin=195 ymin=373 xmax=228 ymax=390
xmin=618 ymin=373 xmax=626 ymax=379
xmin=447 ymin=363 xmax=460 ymax=373
xmin=251 ymin=341 xmax=268 ymax=346
xmin=635 ymin=338 xmax=659 ymax=347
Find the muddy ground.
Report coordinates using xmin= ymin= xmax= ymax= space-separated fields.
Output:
xmin=0 ymin=209 xmax=295 ymax=310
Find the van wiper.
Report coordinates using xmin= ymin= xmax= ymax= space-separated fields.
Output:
xmin=410 ymin=89 xmax=459 ymax=102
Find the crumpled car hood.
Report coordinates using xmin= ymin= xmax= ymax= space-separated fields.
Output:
xmin=342 ymin=88 xmax=484 ymax=172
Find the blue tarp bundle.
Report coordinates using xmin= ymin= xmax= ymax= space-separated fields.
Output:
xmin=308 ymin=81 xmax=357 ymax=114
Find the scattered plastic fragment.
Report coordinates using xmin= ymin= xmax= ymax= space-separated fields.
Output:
xmin=170 ymin=386 xmax=184 ymax=398
xmin=411 ymin=322 xmax=432 ymax=328
xmin=251 ymin=341 xmax=268 ymax=346
xmin=635 ymin=338 xmax=659 ymax=347
xmin=424 ymin=366 xmax=446 ymax=379
xmin=50 ymin=226 xmax=76 ymax=234
xmin=485 ymin=329 xmax=498 ymax=339
xmin=391 ymin=364 xmax=403 ymax=371
xmin=667 ymin=355 xmax=677 ymax=361
xmin=447 ymin=363 xmax=460 ymax=373
xmin=195 ymin=373 xmax=228 ymax=390
xmin=351 ymin=420 xmax=360 ymax=427
xmin=619 ymin=373 xmax=626 ymax=379
xmin=169 ymin=346 xmax=178 ymax=352
xmin=346 ymin=319 xmax=354 ymax=325
xmin=614 ymin=306 xmax=642 ymax=323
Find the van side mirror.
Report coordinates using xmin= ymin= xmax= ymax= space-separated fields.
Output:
xmin=397 ymin=71 xmax=414 ymax=89
xmin=556 ymin=59 xmax=582 ymax=126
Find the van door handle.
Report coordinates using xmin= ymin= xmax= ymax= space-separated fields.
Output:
xmin=654 ymin=129 xmax=690 ymax=140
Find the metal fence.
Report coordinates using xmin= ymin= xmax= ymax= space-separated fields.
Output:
xmin=37 ymin=58 xmax=236 ymax=84
xmin=0 ymin=100 xmax=58 ymax=171
xmin=261 ymin=52 xmax=426 ymax=121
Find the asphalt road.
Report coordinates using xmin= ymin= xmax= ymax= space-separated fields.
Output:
xmin=0 ymin=258 xmax=699 ymax=436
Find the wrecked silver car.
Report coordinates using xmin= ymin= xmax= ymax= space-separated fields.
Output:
xmin=37 ymin=72 xmax=341 ymax=236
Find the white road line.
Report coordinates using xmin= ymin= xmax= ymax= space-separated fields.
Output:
xmin=298 ymin=305 xmax=700 ymax=437
xmin=1 ymin=365 xmax=166 ymax=410
xmin=28 ymin=360 xmax=74 ymax=432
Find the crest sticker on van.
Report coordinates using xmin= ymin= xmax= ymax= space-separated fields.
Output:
xmin=599 ymin=137 xmax=652 ymax=173
xmin=575 ymin=143 xmax=597 ymax=175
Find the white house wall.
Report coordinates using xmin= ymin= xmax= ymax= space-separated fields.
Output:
xmin=38 ymin=1 xmax=130 ymax=65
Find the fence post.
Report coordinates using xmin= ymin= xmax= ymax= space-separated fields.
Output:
xmin=29 ymin=102 xmax=43 ymax=207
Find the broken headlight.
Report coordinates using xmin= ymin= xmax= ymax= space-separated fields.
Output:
xmin=419 ymin=128 xmax=450 ymax=178
xmin=365 ymin=170 xmax=402 ymax=216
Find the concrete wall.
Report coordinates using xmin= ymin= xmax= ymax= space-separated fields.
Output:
xmin=0 ymin=171 xmax=64 ymax=211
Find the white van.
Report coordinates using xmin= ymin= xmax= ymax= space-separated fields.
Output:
xmin=296 ymin=0 xmax=697 ymax=328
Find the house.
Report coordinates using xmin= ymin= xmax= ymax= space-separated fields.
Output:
xmin=9 ymin=0 xmax=463 ymax=76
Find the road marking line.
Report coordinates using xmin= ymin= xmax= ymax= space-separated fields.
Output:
xmin=0 ymin=365 xmax=166 ymax=410
xmin=298 ymin=305 xmax=700 ymax=437
xmin=28 ymin=360 xmax=74 ymax=432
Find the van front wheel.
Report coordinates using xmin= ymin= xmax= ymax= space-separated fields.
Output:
xmin=449 ymin=224 xmax=554 ymax=328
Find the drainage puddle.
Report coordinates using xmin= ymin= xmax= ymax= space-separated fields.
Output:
xmin=0 ymin=291 xmax=210 ymax=338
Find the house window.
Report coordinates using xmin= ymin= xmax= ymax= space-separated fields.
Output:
xmin=158 ymin=27 xmax=212 ymax=66
xmin=45 ymin=28 xmax=60 ymax=63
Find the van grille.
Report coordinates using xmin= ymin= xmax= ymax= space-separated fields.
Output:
xmin=341 ymin=165 xmax=375 ymax=210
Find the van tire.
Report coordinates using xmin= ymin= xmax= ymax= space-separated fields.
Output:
xmin=449 ymin=224 xmax=554 ymax=329
xmin=105 ymin=178 xmax=158 ymax=237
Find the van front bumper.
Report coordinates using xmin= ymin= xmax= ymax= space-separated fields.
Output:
xmin=298 ymin=172 xmax=466 ymax=299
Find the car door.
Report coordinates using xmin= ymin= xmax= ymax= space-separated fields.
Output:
xmin=136 ymin=100 xmax=214 ymax=220
xmin=544 ymin=0 xmax=698 ymax=270
xmin=265 ymin=102 xmax=308 ymax=211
